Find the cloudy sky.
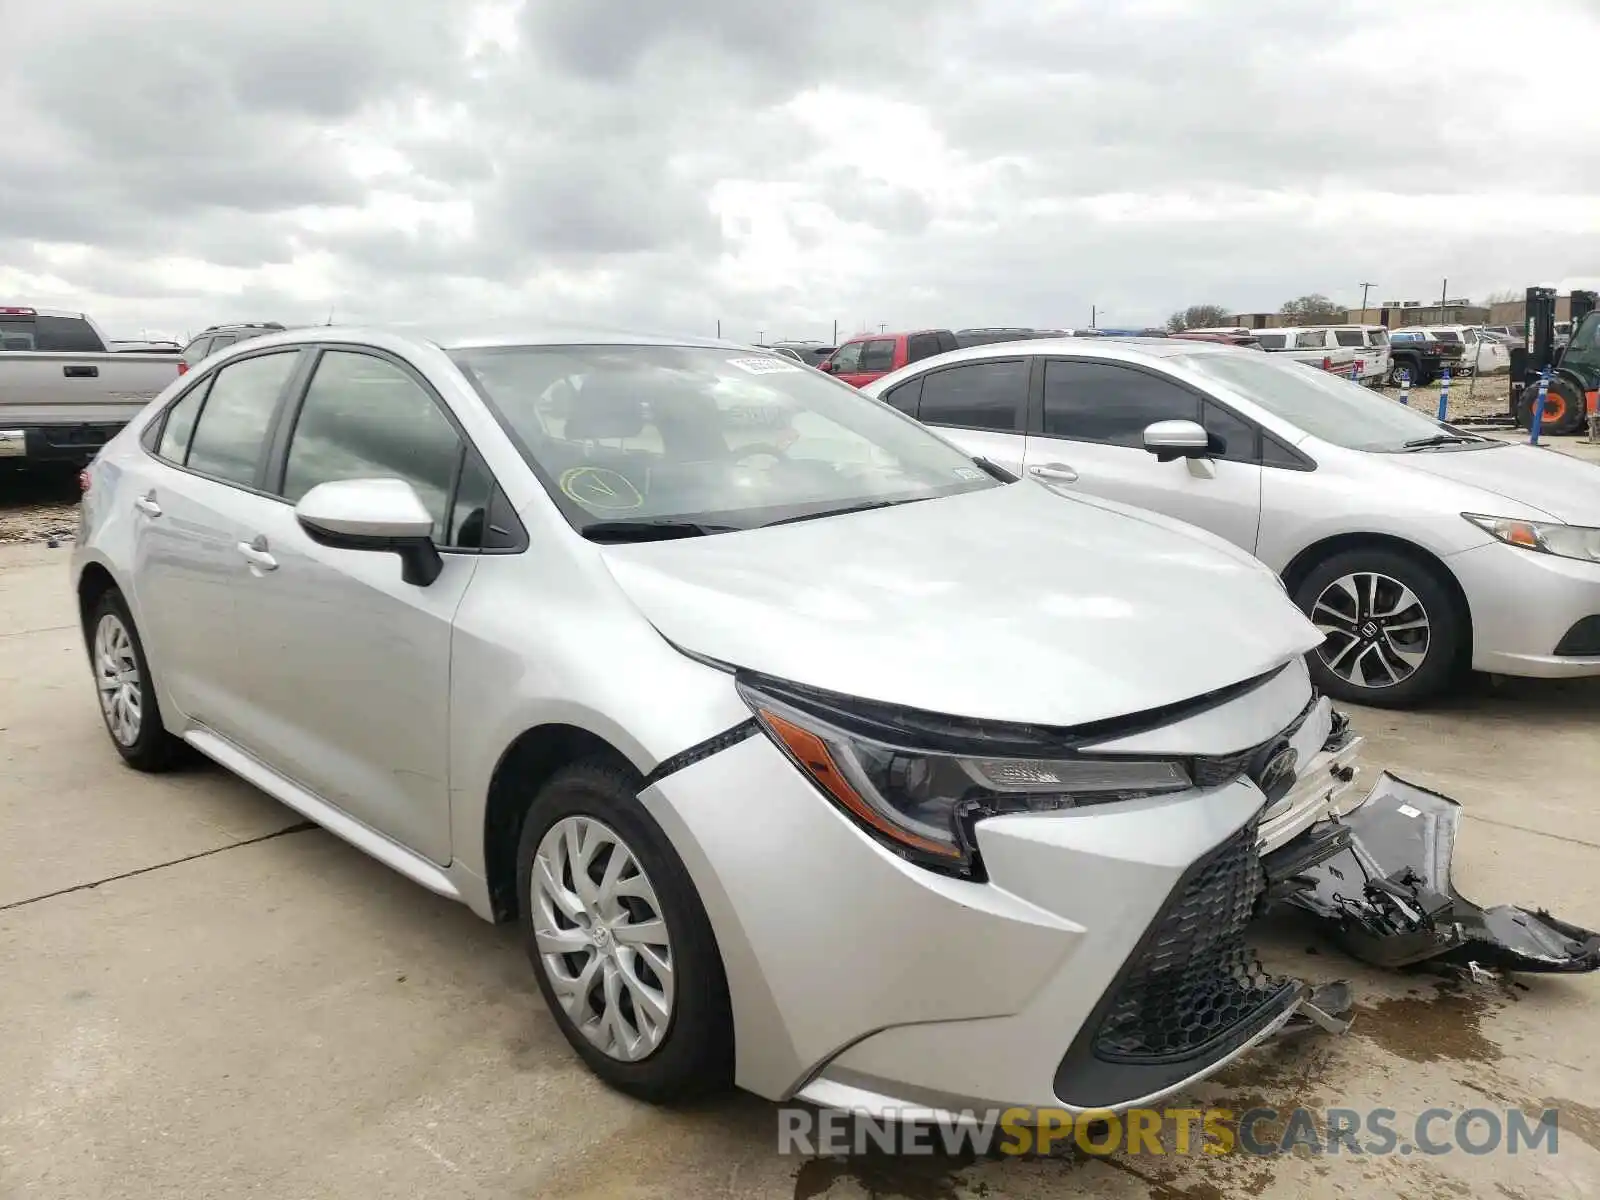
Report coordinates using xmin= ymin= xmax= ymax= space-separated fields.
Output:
xmin=3 ymin=0 xmax=1599 ymax=345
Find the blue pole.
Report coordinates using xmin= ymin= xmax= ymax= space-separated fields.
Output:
xmin=1350 ymin=360 xmax=1360 ymax=384
xmin=1397 ymin=370 xmax=1410 ymax=406
xmin=1530 ymin=368 xmax=1551 ymax=446
xmin=1436 ymin=367 xmax=1450 ymax=422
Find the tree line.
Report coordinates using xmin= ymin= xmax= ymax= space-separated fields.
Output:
xmin=1165 ymin=294 xmax=1345 ymax=332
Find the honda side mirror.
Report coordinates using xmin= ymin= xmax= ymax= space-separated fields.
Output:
xmin=1143 ymin=420 xmax=1211 ymax=463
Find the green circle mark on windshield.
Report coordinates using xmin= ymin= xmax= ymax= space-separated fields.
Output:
xmin=561 ymin=466 xmax=645 ymax=511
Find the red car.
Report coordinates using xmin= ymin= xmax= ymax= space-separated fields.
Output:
xmin=819 ymin=329 xmax=959 ymax=387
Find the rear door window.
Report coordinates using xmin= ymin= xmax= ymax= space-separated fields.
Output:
xmin=153 ymin=379 xmax=212 ymax=463
xmin=33 ymin=315 xmax=105 ymax=352
xmin=1256 ymin=333 xmax=1287 ymax=349
xmin=859 ymin=339 xmax=897 ymax=372
xmin=916 ymin=359 xmax=1028 ymax=432
xmin=883 ymin=377 xmax=923 ymax=416
xmin=1042 ymin=359 xmax=1199 ymax=446
xmin=183 ymin=352 xmax=301 ymax=487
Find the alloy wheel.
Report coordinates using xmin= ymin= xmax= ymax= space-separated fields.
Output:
xmin=95 ymin=612 xmax=143 ymax=746
xmin=531 ymin=816 xmax=675 ymax=1062
xmin=1310 ymin=572 xmax=1431 ymax=689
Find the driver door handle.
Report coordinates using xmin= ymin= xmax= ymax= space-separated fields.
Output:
xmin=1029 ymin=462 xmax=1079 ymax=483
xmin=134 ymin=492 xmax=162 ymax=517
xmin=237 ymin=536 xmax=278 ymax=571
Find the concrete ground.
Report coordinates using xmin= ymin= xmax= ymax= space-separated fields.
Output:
xmin=2 ymin=538 xmax=1599 ymax=1199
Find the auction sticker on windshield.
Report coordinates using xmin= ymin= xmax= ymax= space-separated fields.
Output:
xmin=727 ymin=357 xmax=802 ymax=374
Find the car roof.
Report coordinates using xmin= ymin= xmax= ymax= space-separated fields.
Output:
xmin=877 ymin=334 xmax=1232 ymax=369
xmin=216 ymin=321 xmax=767 ymax=356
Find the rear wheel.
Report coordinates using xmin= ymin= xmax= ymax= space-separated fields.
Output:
xmin=1293 ymin=549 xmax=1464 ymax=708
xmin=516 ymin=760 xmax=733 ymax=1103
xmin=89 ymin=591 xmax=186 ymax=771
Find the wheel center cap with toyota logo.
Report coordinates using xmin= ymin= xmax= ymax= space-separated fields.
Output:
xmin=1251 ymin=743 xmax=1300 ymax=804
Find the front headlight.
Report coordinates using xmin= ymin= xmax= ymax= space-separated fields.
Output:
xmin=1463 ymin=514 xmax=1600 ymax=564
xmin=739 ymin=680 xmax=1192 ymax=878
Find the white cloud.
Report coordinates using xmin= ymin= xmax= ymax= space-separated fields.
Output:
xmin=1 ymin=0 xmax=1597 ymax=343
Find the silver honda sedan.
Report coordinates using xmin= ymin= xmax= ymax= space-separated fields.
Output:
xmin=73 ymin=325 xmax=1365 ymax=1118
xmin=864 ymin=338 xmax=1600 ymax=707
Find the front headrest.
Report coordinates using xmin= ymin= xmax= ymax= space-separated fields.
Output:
xmin=563 ymin=375 xmax=646 ymax=441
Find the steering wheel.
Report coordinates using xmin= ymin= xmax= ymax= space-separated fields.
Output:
xmin=732 ymin=443 xmax=792 ymax=467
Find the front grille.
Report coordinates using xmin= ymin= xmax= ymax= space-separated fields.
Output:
xmin=1093 ymin=818 xmax=1295 ymax=1062
xmin=1188 ymin=693 xmax=1317 ymax=791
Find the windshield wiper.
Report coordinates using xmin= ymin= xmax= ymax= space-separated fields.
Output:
xmin=762 ymin=496 xmax=937 ymax=528
xmin=580 ymin=519 xmax=742 ymax=543
xmin=1401 ymin=433 xmax=1485 ymax=450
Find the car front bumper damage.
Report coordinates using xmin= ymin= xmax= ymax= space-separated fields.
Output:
xmin=1264 ymin=769 xmax=1600 ymax=974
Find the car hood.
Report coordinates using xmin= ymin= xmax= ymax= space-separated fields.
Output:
xmin=598 ymin=482 xmax=1323 ymax=728
xmin=1395 ymin=443 xmax=1600 ymax=524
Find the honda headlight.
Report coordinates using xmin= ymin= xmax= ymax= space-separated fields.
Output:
xmin=739 ymin=680 xmax=1192 ymax=878
xmin=1464 ymin=514 xmax=1600 ymax=564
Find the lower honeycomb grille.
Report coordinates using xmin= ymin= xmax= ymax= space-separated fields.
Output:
xmin=1093 ymin=818 xmax=1296 ymax=1062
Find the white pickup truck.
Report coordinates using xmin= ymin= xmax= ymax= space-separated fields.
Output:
xmin=1 ymin=306 xmax=180 ymax=465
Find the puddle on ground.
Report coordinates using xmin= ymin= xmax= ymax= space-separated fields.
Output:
xmin=792 ymin=1151 xmax=977 ymax=1200
xmin=1350 ymin=980 xmax=1505 ymax=1065
xmin=1543 ymin=1097 xmax=1600 ymax=1154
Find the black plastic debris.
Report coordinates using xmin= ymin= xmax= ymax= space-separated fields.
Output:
xmin=1268 ymin=772 xmax=1600 ymax=974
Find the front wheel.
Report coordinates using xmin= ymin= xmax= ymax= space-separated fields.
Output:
xmin=515 ymin=760 xmax=733 ymax=1104
xmin=1293 ymin=549 xmax=1465 ymax=708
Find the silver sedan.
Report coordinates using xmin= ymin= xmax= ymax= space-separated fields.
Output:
xmin=863 ymin=337 xmax=1600 ymax=707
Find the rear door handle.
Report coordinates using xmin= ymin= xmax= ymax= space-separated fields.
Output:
xmin=134 ymin=493 xmax=162 ymax=517
xmin=1029 ymin=462 xmax=1080 ymax=483
xmin=63 ymin=364 xmax=99 ymax=378
xmin=237 ymin=538 xmax=278 ymax=571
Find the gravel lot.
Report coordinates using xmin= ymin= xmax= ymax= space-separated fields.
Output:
xmin=1372 ymin=373 xmax=1514 ymax=422
xmin=0 ymin=466 xmax=80 ymax=546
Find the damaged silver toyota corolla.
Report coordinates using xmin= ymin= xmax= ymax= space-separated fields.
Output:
xmin=71 ymin=329 xmax=1598 ymax=1121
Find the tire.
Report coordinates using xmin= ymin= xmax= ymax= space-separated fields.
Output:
xmin=1292 ymin=548 xmax=1465 ymax=708
xmin=88 ymin=590 xmax=187 ymax=771
xmin=515 ymin=759 xmax=733 ymax=1104
xmin=1390 ymin=360 xmax=1429 ymax=388
xmin=1516 ymin=379 xmax=1586 ymax=436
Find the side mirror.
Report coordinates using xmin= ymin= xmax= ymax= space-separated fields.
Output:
xmin=819 ymin=360 xmax=837 ymax=373
xmin=295 ymin=477 xmax=443 ymax=587
xmin=1143 ymin=419 xmax=1211 ymax=463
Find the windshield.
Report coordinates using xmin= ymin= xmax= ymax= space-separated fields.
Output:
xmin=1171 ymin=352 xmax=1502 ymax=453
xmin=448 ymin=344 xmax=1001 ymax=535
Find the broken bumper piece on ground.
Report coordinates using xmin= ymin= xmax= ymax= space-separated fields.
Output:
xmin=1265 ymin=771 xmax=1600 ymax=974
